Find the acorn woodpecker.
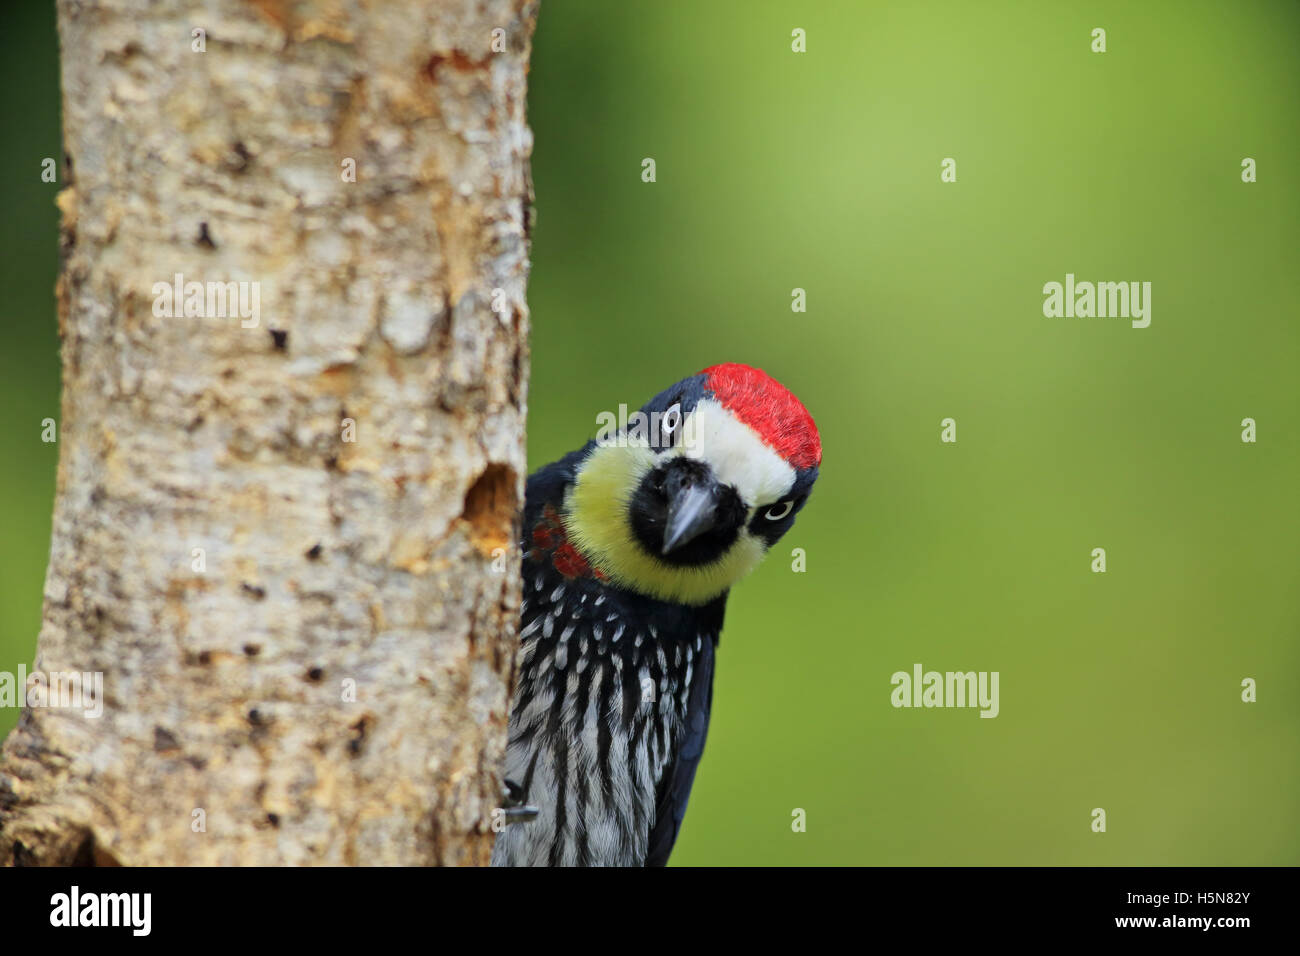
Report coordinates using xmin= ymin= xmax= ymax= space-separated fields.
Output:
xmin=491 ymin=363 xmax=821 ymax=866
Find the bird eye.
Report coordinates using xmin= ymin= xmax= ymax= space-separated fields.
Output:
xmin=763 ymin=500 xmax=794 ymax=521
xmin=660 ymin=403 xmax=682 ymax=442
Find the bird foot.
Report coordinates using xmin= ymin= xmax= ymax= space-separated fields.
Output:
xmin=501 ymin=778 xmax=539 ymax=825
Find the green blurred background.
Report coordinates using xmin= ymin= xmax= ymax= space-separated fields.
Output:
xmin=2 ymin=1 xmax=1297 ymax=864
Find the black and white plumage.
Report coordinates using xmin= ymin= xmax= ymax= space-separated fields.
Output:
xmin=491 ymin=364 xmax=820 ymax=867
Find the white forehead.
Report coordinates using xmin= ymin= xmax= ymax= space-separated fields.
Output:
xmin=674 ymin=397 xmax=795 ymax=506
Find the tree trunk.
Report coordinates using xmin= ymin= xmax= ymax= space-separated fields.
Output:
xmin=0 ymin=0 xmax=536 ymax=866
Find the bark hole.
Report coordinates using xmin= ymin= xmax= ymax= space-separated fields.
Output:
xmin=462 ymin=464 xmax=517 ymax=555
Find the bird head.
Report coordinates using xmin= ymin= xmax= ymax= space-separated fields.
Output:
xmin=563 ymin=363 xmax=821 ymax=605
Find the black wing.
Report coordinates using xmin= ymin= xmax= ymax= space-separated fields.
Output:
xmin=645 ymin=636 xmax=716 ymax=866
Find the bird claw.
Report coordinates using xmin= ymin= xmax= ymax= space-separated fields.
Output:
xmin=504 ymin=805 xmax=539 ymax=824
xmin=501 ymin=778 xmax=539 ymax=825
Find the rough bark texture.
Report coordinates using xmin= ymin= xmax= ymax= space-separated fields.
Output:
xmin=0 ymin=0 xmax=536 ymax=865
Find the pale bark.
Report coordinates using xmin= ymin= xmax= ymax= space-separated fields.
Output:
xmin=0 ymin=0 xmax=536 ymax=865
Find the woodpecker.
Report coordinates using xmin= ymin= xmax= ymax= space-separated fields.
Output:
xmin=490 ymin=363 xmax=821 ymax=866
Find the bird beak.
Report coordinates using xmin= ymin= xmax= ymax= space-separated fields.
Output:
xmin=662 ymin=479 xmax=723 ymax=554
